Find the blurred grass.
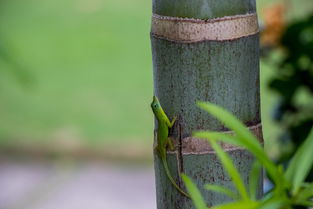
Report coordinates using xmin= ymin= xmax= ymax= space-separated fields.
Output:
xmin=0 ymin=0 xmax=153 ymax=147
xmin=0 ymin=0 xmax=307 ymax=153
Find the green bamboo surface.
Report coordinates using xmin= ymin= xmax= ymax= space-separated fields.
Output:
xmin=151 ymin=0 xmax=262 ymax=208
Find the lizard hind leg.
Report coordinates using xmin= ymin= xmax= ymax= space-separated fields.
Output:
xmin=154 ymin=145 xmax=161 ymax=155
xmin=167 ymin=137 xmax=175 ymax=151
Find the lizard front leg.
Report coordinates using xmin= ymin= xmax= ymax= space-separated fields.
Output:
xmin=169 ymin=116 xmax=177 ymax=128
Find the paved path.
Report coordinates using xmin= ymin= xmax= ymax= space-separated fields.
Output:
xmin=0 ymin=159 xmax=156 ymax=209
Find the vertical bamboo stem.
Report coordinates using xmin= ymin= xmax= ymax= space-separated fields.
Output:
xmin=151 ymin=1 xmax=262 ymax=208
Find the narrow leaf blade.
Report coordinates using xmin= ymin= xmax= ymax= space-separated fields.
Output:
xmin=285 ymin=130 xmax=313 ymax=194
xmin=212 ymin=201 xmax=259 ymax=209
xmin=205 ymin=184 xmax=240 ymax=200
xmin=182 ymin=174 xmax=207 ymax=209
xmin=209 ymin=139 xmax=249 ymax=200
xmin=194 ymin=131 xmax=280 ymax=188
xmin=249 ymin=161 xmax=262 ymax=200
xmin=197 ymin=102 xmax=260 ymax=147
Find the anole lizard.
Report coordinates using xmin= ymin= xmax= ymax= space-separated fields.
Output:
xmin=151 ymin=96 xmax=190 ymax=198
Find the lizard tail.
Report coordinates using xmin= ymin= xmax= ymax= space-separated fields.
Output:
xmin=162 ymin=157 xmax=191 ymax=198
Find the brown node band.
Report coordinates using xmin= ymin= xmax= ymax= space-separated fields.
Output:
xmin=151 ymin=13 xmax=259 ymax=43
xmin=167 ymin=123 xmax=263 ymax=155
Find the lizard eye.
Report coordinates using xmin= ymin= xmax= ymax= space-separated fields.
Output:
xmin=154 ymin=104 xmax=158 ymax=108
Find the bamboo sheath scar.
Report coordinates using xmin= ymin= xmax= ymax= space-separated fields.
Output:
xmin=168 ymin=123 xmax=263 ymax=155
xmin=151 ymin=13 xmax=259 ymax=43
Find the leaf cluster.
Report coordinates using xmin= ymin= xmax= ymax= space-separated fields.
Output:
xmin=183 ymin=102 xmax=313 ymax=209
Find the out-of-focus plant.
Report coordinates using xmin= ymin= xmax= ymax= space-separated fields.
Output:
xmin=260 ymin=3 xmax=287 ymax=50
xmin=268 ymin=15 xmax=313 ymax=163
xmin=181 ymin=102 xmax=313 ymax=209
xmin=0 ymin=39 xmax=32 ymax=86
xmin=260 ymin=0 xmax=313 ymax=178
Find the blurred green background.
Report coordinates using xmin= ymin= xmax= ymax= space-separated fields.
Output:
xmin=0 ymin=0 xmax=311 ymax=158
xmin=0 ymin=0 xmax=153 ymax=153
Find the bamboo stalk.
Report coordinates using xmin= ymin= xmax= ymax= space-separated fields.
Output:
xmin=151 ymin=1 xmax=262 ymax=208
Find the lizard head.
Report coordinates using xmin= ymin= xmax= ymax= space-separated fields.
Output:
xmin=151 ymin=96 xmax=161 ymax=114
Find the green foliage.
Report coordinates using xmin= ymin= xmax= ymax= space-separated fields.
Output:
xmin=285 ymin=131 xmax=313 ymax=194
xmin=207 ymin=137 xmax=249 ymax=200
xmin=183 ymin=102 xmax=313 ymax=209
xmin=182 ymin=174 xmax=207 ymax=209
xmin=195 ymin=103 xmax=284 ymax=192
xmin=267 ymin=15 xmax=313 ymax=165
xmin=204 ymin=184 xmax=239 ymax=201
xmin=249 ymin=161 xmax=262 ymax=200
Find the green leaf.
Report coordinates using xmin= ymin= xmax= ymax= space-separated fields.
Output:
xmin=297 ymin=200 xmax=313 ymax=207
xmin=194 ymin=132 xmax=242 ymax=147
xmin=285 ymin=129 xmax=313 ymax=194
xmin=212 ymin=201 xmax=259 ymax=209
xmin=249 ymin=161 xmax=262 ymax=200
xmin=194 ymin=131 xmax=282 ymax=190
xmin=194 ymin=131 xmax=265 ymax=161
xmin=197 ymin=102 xmax=260 ymax=148
xmin=195 ymin=102 xmax=286 ymax=191
xmin=294 ymin=183 xmax=313 ymax=205
xmin=208 ymin=139 xmax=249 ymax=200
xmin=205 ymin=184 xmax=240 ymax=200
xmin=181 ymin=174 xmax=207 ymax=209
xmin=259 ymin=198 xmax=285 ymax=209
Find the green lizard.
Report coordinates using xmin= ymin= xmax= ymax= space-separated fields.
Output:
xmin=151 ymin=96 xmax=190 ymax=198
